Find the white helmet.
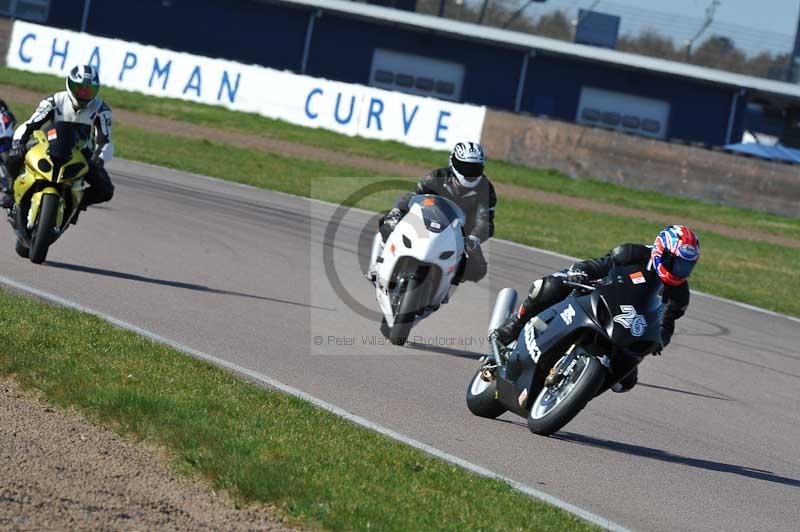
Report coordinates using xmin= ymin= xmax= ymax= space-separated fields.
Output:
xmin=66 ymin=65 xmax=100 ymax=110
xmin=450 ymin=142 xmax=485 ymax=189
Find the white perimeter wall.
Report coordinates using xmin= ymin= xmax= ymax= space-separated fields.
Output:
xmin=6 ymin=21 xmax=486 ymax=151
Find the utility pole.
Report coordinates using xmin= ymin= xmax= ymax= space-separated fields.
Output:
xmin=501 ymin=0 xmax=547 ymax=29
xmin=685 ymin=0 xmax=720 ymax=61
xmin=478 ymin=0 xmax=490 ymax=24
xmin=80 ymin=0 xmax=93 ymax=32
xmin=786 ymin=2 xmax=800 ymax=82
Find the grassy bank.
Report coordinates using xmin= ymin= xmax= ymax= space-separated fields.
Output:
xmin=0 ymin=287 xmax=598 ymax=531
xmin=2 ymin=67 xmax=799 ymax=241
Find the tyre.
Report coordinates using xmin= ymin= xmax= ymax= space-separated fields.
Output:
xmin=388 ymin=276 xmax=426 ymax=346
xmin=14 ymin=237 xmax=29 ymax=258
xmin=527 ymin=355 xmax=605 ymax=436
xmin=466 ymin=364 xmax=507 ymax=419
xmin=379 ymin=318 xmax=391 ymax=339
xmin=29 ymin=194 xmax=58 ymax=264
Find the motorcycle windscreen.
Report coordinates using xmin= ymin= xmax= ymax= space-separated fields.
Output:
xmin=595 ymin=264 xmax=664 ymax=353
xmin=407 ymin=194 xmax=466 ymax=233
xmin=45 ymin=122 xmax=89 ymax=162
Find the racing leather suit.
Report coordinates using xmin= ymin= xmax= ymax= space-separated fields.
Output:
xmin=6 ymin=91 xmax=114 ymax=207
xmin=381 ymin=167 xmax=497 ymax=283
xmin=494 ymin=244 xmax=691 ymax=391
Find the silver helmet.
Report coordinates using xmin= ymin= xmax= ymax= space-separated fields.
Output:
xmin=450 ymin=141 xmax=485 ymax=189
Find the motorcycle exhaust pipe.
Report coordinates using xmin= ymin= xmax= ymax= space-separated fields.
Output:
xmin=487 ymin=287 xmax=518 ymax=334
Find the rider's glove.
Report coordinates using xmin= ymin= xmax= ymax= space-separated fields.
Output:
xmin=90 ymin=154 xmax=105 ymax=168
xmin=464 ymin=235 xmax=481 ymax=254
xmin=380 ymin=208 xmax=403 ymax=242
xmin=563 ymin=268 xmax=588 ymax=284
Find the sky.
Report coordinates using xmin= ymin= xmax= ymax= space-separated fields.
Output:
xmin=515 ymin=0 xmax=800 ymax=55
xmin=616 ymin=0 xmax=798 ymax=35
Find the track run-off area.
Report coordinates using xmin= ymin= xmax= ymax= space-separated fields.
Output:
xmin=1 ymin=159 xmax=798 ymax=532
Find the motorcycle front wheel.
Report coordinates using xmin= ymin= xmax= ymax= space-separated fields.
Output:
xmin=527 ymin=354 xmax=605 ymax=436
xmin=388 ymin=276 xmax=427 ymax=346
xmin=29 ymin=194 xmax=59 ymax=264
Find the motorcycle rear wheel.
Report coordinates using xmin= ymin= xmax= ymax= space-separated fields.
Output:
xmin=14 ymin=237 xmax=29 ymax=258
xmin=527 ymin=355 xmax=605 ymax=436
xmin=466 ymin=364 xmax=507 ymax=419
xmin=29 ymin=194 xmax=58 ymax=264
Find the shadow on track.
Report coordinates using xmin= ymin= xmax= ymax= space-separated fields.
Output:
xmin=554 ymin=432 xmax=800 ymax=488
xmin=45 ymin=261 xmax=335 ymax=311
xmin=637 ymin=382 xmax=734 ymax=401
xmin=404 ymin=341 xmax=485 ymax=359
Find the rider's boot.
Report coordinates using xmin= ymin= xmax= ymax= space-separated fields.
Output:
xmin=494 ymin=312 xmax=526 ymax=346
xmin=365 ymin=232 xmax=383 ymax=281
xmin=494 ymin=276 xmax=569 ymax=346
xmin=1 ymin=153 xmax=21 ymax=210
xmin=611 ymin=367 xmax=638 ymax=393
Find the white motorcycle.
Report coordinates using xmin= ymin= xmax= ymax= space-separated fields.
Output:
xmin=368 ymin=194 xmax=467 ymax=345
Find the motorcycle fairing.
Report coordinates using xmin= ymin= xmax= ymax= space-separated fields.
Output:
xmin=11 ymin=125 xmax=88 ymax=243
xmin=494 ymin=264 xmax=664 ymax=414
xmin=375 ymin=195 xmax=465 ymax=326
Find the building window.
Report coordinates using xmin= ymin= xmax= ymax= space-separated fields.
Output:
xmin=0 ymin=0 xmax=50 ymax=23
xmin=576 ymin=86 xmax=670 ymax=139
xmin=369 ymin=49 xmax=465 ymax=102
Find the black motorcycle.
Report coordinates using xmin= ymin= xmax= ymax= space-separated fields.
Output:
xmin=466 ymin=263 xmax=664 ymax=436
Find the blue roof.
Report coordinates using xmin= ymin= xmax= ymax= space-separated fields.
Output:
xmin=277 ymin=0 xmax=800 ymax=102
xmin=724 ymin=143 xmax=800 ymax=164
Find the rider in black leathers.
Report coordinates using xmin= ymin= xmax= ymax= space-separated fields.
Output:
xmin=372 ymin=142 xmax=496 ymax=283
xmin=493 ymin=225 xmax=701 ymax=392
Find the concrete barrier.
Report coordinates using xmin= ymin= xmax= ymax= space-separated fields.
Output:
xmin=482 ymin=110 xmax=800 ymax=218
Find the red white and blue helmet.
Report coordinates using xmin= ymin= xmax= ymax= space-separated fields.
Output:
xmin=651 ymin=225 xmax=700 ymax=286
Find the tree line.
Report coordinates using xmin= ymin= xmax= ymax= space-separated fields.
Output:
xmin=415 ymin=0 xmax=791 ymax=80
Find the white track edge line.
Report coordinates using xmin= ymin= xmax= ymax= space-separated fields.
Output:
xmin=0 ymin=274 xmax=632 ymax=532
xmin=113 ymin=159 xmax=800 ymax=325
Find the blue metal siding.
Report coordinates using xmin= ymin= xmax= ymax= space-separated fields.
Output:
xmin=47 ymin=0 xmax=311 ymax=72
xmin=306 ymin=14 xmax=523 ymax=109
xmin=45 ymin=0 xmax=83 ymax=30
xmin=521 ymin=53 xmax=734 ymax=144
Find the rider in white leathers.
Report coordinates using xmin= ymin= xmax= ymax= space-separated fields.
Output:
xmin=1 ymin=65 xmax=114 ymax=210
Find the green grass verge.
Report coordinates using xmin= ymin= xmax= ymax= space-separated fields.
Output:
xmin=0 ymin=288 xmax=598 ymax=531
xmin=2 ymin=67 xmax=799 ymax=241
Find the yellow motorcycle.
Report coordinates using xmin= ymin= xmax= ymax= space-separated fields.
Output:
xmin=9 ymin=121 xmax=88 ymax=264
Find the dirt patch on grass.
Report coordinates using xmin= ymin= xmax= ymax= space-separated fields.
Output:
xmin=0 ymin=378 xmax=294 ymax=531
xmin=2 ymin=83 xmax=798 ymax=249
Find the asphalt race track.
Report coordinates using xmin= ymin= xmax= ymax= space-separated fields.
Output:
xmin=2 ymin=159 xmax=798 ymax=532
